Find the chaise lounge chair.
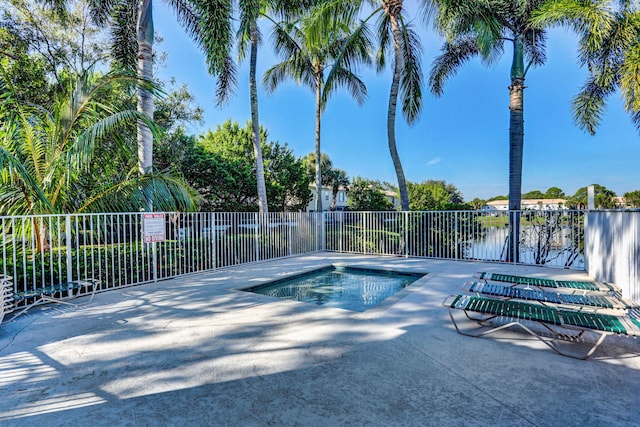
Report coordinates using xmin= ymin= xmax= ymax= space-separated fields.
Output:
xmin=444 ymin=294 xmax=640 ymax=359
xmin=463 ymin=281 xmax=638 ymax=311
xmin=474 ymin=272 xmax=619 ymax=294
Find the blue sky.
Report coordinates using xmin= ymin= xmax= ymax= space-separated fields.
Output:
xmin=154 ymin=3 xmax=640 ymax=201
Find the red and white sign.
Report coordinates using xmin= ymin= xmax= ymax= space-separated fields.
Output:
xmin=143 ymin=213 xmax=166 ymax=243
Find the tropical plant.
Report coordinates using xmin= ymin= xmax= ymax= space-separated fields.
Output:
xmin=0 ymin=69 xmax=197 ymax=250
xmin=263 ymin=17 xmax=369 ymax=212
xmin=347 ymin=177 xmax=394 ymax=211
xmin=532 ymin=0 xmax=640 ymax=133
xmin=309 ymin=0 xmax=424 ymax=211
xmin=429 ymin=0 xmax=551 ymax=261
xmin=326 ymin=168 xmax=350 ymax=210
xmin=623 ymin=190 xmax=640 ymax=207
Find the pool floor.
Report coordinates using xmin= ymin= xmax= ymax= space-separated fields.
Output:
xmin=244 ymin=266 xmax=424 ymax=312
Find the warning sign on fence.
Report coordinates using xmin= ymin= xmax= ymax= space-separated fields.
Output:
xmin=143 ymin=213 xmax=166 ymax=243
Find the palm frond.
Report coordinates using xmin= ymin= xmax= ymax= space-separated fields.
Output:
xmin=324 ymin=68 xmax=367 ymax=107
xmin=572 ymin=76 xmax=615 ymax=135
xmin=188 ymin=0 xmax=237 ymax=105
xmin=398 ymin=20 xmax=423 ymax=124
xmin=78 ymin=170 xmax=199 ymax=213
xmin=620 ymin=39 xmax=640 ymax=113
xmin=429 ymin=37 xmax=480 ymax=96
xmin=375 ymin=12 xmax=391 ymax=73
xmin=109 ymin=0 xmax=138 ymax=70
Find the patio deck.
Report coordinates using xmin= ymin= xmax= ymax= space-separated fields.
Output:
xmin=1 ymin=253 xmax=639 ymax=426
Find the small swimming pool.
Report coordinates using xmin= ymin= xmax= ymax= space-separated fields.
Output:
xmin=243 ymin=266 xmax=425 ymax=312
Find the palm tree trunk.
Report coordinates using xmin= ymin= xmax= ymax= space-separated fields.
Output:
xmin=315 ymin=70 xmax=323 ymax=212
xmin=388 ymin=9 xmax=409 ymax=211
xmin=507 ymin=36 xmax=525 ymax=263
xmin=249 ymin=22 xmax=268 ymax=214
xmin=137 ymin=0 xmax=153 ymax=177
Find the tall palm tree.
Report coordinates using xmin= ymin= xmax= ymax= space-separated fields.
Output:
xmin=263 ymin=18 xmax=369 ymax=212
xmin=309 ymin=0 xmax=424 ymax=211
xmin=532 ymin=0 xmax=640 ymax=134
xmin=0 ymin=69 xmax=196 ymax=250
xmin=176 ymin=1 xmax=316 ymax=213
xmin=429 ymin=0 xmax=549 ymax=262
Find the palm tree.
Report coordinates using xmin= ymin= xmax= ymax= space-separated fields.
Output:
xmin=308 ymin=0 xmax=424 ymax=211
xmin=0 ymin=69 xmax=196 ymax=250
xmin=532 ymin=0 xmax=640 ymax=134
xmin=429 ymin=0 xmax=549 ymax=262
xmin=175 ymin=1 xmax=316 ymax=213
xmin=263 ymin=18 xmax=369 ymax=212
xmin=326 ymin=168 xmax=350 ymax=210
xmin=84 ymin=0 xmax=156 ymax=180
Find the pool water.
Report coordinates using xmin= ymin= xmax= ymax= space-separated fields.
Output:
xmin=244 ymin=266 xmax=424 ymax=312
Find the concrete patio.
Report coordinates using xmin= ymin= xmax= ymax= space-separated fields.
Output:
xmin=1 ymin=253 xmax=639 ymax=426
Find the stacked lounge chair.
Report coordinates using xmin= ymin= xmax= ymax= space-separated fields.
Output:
xmin=444 ymin=272 xmax=640 ymax=359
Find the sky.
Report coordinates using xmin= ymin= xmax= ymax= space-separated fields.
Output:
xmin=154 ymin=2 xmax=640 ymax=202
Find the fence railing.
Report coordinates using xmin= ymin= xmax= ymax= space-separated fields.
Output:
xmin=1 ymin=212 xmax=321 ymax=307
xmin=324 ymin=210 xmax=585 ymax=269
xmin=1 ymin=209 xmax=585 ymax=309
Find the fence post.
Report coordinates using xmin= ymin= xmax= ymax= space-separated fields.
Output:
xmin=255 ymin=212 xmax=260 ymax=262
xmin=321 ymin=212 xmax=326 ymax=252
xmin=65 ymin=214 xmax=73 ymax=283
xmin=404 ymin=211 xmax=409 ymax=257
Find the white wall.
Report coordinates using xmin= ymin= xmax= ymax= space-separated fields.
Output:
xmin=585 ymin=211 xmax=640 ymax=302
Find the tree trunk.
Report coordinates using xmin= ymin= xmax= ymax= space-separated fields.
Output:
xmin=249 ymin=22 xmax=268 ymax=214
xmin=388 ymin=8 xmax=409 ymax=211
xmin=507 ymin=36 xmax=526 ymax=263
xmin=315 ymin=70 xmax=323 ymax=212
xmin=137 ymin=0 xmax=153 ymax=177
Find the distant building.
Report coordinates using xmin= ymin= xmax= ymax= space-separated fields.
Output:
xmin=485 ymin=198 xmax=568 ymax=211
xmin=614 ymin=196 xmax=632 ymax=209
xmin=306 ymin=186 xmax=401 ymax=211
xmin=306 ymin=185 xmax=347 ymax=212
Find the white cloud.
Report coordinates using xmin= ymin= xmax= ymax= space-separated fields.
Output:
xmin=426 ymin=157 xmax=442 ymax=166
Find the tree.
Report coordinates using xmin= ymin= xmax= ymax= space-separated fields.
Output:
xmin=310 ymin=0 xmax=424 ymax=211
xmin=544 ymin=186 xmax=565 ymax=198
xmin=469 ymin=197 xmax=486 ymax=209
xmin=430 ymin=0 xmax=550 ymax=261
xmin=178 ymin=1 xmax=315 ymax=213
xmin=569 ymin=184 xmax=616 ymax=209
xmin=522 ymin=190 xmax=545 ymax=199
xmin=347 ymin=177 xmax=394 ymax=211
xmin=0 ymin=70 xmax=197 ymax=250
xmin=263 ymin=17 xmax=368 ymax=212
xmin=623 ymin=190 xmax=640 ymax=208
xmin=195 ymin=120 xmax=312 ymax=212
xmin=407 ymin=180 xmax=464 ymax=211
xmin=533 ymin=1 xmax=640 ymax=133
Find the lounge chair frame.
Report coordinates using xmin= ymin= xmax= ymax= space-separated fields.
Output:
xmin=9 ymin=278 xmax=100 ymax=320
xmin=444 ymin=294 xmax=640 ymax=360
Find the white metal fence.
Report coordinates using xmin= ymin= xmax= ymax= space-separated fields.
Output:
xmin=1 ymin=212 xmax=321 ymax=307
xmin=324 ymin=210 xmax=585 ymax=268
xmin=0 ymin=209 xmax=585 ymax=310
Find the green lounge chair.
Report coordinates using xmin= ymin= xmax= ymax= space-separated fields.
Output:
xmin=464 ymin=281 xmax=638 ymax=311
xmin=443 ymin=294 xmax=640 ymax=359
xmin=475 ymin=272 xmax=619 ymax=293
